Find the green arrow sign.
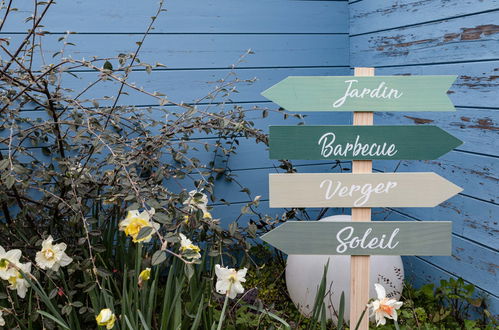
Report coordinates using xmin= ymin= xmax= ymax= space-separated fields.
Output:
xmin=261 ymin=75 xmax=456 ymax=112
xmin=260 ymin=221 xmax=451 ymax=255
xmin=269 ymin=125 xmax=462 ymax=160
xmin=269 ymin=172 xmax=462 ymax=208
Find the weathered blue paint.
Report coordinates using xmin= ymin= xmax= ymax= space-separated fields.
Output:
xmin=2 ymin=0 xmax=497 ymax=316
xmin=350 ymin=0 xmax=499 ymax=315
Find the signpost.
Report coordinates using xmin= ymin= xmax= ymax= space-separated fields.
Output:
xmin=260 ymin=68 xmax=461 ymax=330
xmin=269 ymin=172 xmax=462 ymax=208
xmin=269 ymin=125 xmax=463 ymax=160
xmin=260 ymin=221 xmax=452 ymax=256
xmin=261 ymin=75 xmax=456 ymax=112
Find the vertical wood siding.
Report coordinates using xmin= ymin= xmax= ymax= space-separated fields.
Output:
xmin=350 ymin=0 xmax=499 ymax=315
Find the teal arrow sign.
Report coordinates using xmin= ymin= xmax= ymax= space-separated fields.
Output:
xmin=261 ymin=75 xmax=456 ymax=112
xmin=260 ymin=221 xmax=452 ymax=255
xmin=269 ymin=125 xmax=462 ymax=160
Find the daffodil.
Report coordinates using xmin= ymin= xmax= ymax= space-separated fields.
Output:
xmin=96 ymin=308 xmax=116 ymax=329
xmin=179 ymin=233 xmax=201 ymax=260
xmin=0 ymin=246 xmax=22 ymax=281
xmin=215 ymin=264 xmax=247 ymax=299
xmin=184 ymin=190 xmax=211 ymax=213
xmin=35 ymin=236 xmax=73 ymax=271
xmin=138 ymin=268 xmax=151 ymax=286
xmin=7 ymin=262 xmax=31 ymax=299
xmin=119 ymin=208 xmax=159 ymax=243
xmin=0 ymin=309 xmax=5 ymax=326
xmin=367 ymin=283 xmax=403 ymax=326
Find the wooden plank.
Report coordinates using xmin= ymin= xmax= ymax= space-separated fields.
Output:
xmin=55 ymin=67 xmax=350 ymax=108
xmin=269 ymin=125 xmax=462 ymax=160
xmin=374 ymin=195 xmax=499 ymax=251
xmin=0 ymin=0 xmax=348 ymax=33
xmin=269 ymin=172 xmax=462 ymax=208
xmin=374 ymin=108 xmax=499 ymax=157
xmin=1 ymin=34 xmax=349 ymax=69
xmin=375 ymin=151 xmax=499 ymax=204
xmin=379 ymin=210 xmax=498 ymax=295
xmin=350 ymin=0 xmax=499 ymax=35
xmin=261 ymin=76 xmax=456 ymax=112
xmin=350 ymin=11 xmax=499 ymax=66
xmin=372 ymin=62 xmax=499 ymax=109
xmin=350 ymin=66 xmax=373 ymax=330
xmin=260 ymin=221 xmax=452 ymax=255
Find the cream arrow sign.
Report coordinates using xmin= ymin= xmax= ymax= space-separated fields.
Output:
xmin=269 ymin=172 xmax=462 ymax=208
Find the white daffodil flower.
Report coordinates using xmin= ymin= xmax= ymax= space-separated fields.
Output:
xmin=367 ymin=283 xmax=403 ymax=326
xmin=35 ymin=236 xmax=73 ymax=271
xmin=119 ymin=208 xmax=159 ymax=243
xmin=0 ymin=246 xmax=22 ymax=281
xmin=184 ymin=190 xmax=210 ymax=213
xmin=215 ymin=264 xmax=247 ymax=299
xmin=96 ymin=308 xmax=116 ymax=329
xmin=7 ymin=262 xmax=31 ymax=299
xmin=179 ymin=233 xmax=201 ymax=260
xmin=0 ymin=309 xmax=5 ymax=326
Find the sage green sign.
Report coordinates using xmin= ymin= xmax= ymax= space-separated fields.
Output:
xmin=260 ymin=221 xmax=452 ymax=255
xmin=261 ymin=75 xmax=456 ymax=112
xmin=269 ymin=125 xmax=462 ymax=160
xmin=269 ymin=172 xmax=462 ymax=208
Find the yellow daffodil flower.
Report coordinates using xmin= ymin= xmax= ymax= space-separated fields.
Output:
xmin=179 ymin=233 xmax=201 ymax=260
xmin=119 ymin=208 xmax=159 ymax=243
xmin=96 ymin=308 xmax=116 ymax=329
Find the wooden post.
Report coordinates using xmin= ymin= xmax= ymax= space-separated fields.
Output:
xmin=350 ymin=67 xmax=374 ymax=330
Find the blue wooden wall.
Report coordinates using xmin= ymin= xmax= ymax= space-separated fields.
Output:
xmin=349 ymin=0 xmax=499 ymax=315
xmin=2 ymin=0 xmax=498 ymax=316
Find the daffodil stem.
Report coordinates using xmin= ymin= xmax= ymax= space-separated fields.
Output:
xmin=216 ymin=284 xmax=232 ymax=330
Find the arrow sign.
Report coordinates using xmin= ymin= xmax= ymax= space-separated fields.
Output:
xmin=261 ymin=75 xmax=456 ymax=112
xmin=269 ymin=125 xmax=463 ymax=160
xmin=269 ymin=172 xmax=462 ymax=208
xmin=260 ymin=221 xmax=452 ymax=255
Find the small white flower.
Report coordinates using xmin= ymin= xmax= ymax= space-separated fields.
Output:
xmin=184 ymin=190 xmax=210 ymax=214
xmin=215 ymin=264 xmax=247 ymax=299
xmin=0 ymin=246 xmax=22 ymax=281
xmin=35 ymin=236 xmax=73 ymax=271
xmin=119 ymin=208 xmax=159 ymax=243
xmin=7 ymin=262 xmax=31 ymax=299
xmin=367 ymin=283 xmax=403 ymax=326
xmin=0 ymin=309 xmax=5 ymax=326
xmin=179 ymin=233 xmax=201 ymax=260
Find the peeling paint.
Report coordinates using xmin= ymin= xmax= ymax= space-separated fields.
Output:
xmin=403 ymin=115 xmax=434 ymax=124
xmin=461 ymin=25 xmax=499 ymax=40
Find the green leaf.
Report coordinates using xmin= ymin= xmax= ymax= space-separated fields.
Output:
xmin=151 ymin=250 xmax=167 ymax=266
xmin=103 ymin=61 xmax=113 ymax=71
xmin=136 ymin=226 xmax=153 ymax=240
xmin=37 ymin=310 xmax=71 ymax=330
xmin=185 ymin=263 xmax=195 ymax=281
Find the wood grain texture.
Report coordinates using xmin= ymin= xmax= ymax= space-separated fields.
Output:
xmin=1 ymin=0 xmax=348 ymax=33
xmin=350 ymin=66 xmax=373 ymax=330
xmin=261 ymin=75 xmax=456 ymax=112
xmin=260 ymin=221 xmax=452 ymax=255
xmin=268 ymin=172 xmax=462 ymax=208
xmin=350 ymin=0 xmax=499 ymax=35
xmin=269 ymin=125 xmax=462 ymax=160
xmin=1 ymin=34 xmax=349 ymax=69
xmin=350 ymin=11 xmax=499 ymax=66
xmin=350 ymin=1 xmax=499 ymax=313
